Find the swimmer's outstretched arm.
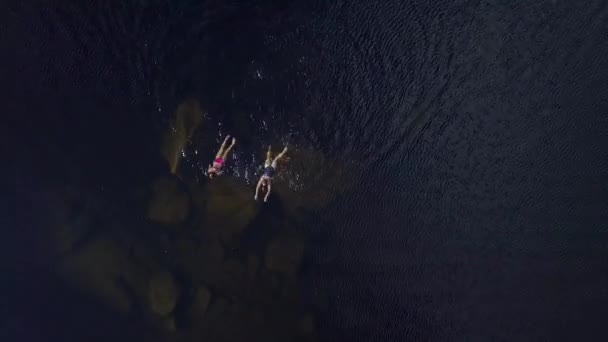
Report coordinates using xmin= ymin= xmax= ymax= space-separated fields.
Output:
xmin=265 ymin=145 xmax=272 ymax=163
xmin=254 ymin=177 xmax=263 ymax=200
xmin=264 ymin=182 xmax=272 ymax=202
xmin=221 ymin=137 xmax=236 ymax=160
xmin=273 ymin=146 xmax=288 ymax=163
xmin=216 ymin=135 xmax=231 ymax=157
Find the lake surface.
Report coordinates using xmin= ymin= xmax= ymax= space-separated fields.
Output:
xmin=8 ymin=1 xmax=608 ymax=341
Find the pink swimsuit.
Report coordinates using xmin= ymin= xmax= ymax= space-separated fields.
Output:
xmin=211 ymin=157 xmax=224 ymax=174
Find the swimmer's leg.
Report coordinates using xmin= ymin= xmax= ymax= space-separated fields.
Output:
xmin=254 ymin=176 xmax=263 ymax=200
xmin=216 ymin=135 xmax=231 ymax=158
xmin=221 ymin=137 xmax=236 ymax=160
xmin=271 ymin=146 xmax=288 ymax=168
xmin=273 ymin=146 xmax=288 ymax=162
xmin=265 ymin=145 xmax=272 ymax=166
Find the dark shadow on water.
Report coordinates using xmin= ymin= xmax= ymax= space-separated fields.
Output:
xmin=4 ymin=266 xmax=164 ymax=342
xmin=9 ymin=0 xmax=608 ymax=340
xmin=240 ymin=195 xmax=289 ymax=250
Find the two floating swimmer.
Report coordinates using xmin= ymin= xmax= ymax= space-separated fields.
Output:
xmin=207 ymin=135 xmax=288 ymax=203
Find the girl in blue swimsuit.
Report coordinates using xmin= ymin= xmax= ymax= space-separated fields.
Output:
xmin=254 ymin=145 xmax=288 ymax=202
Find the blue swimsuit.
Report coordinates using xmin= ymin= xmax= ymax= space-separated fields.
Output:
xmin=263 ymin=165 xmax=275 ymax=178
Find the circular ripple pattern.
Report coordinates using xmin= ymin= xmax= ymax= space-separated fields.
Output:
xmin=297 ymin=1 xmax=608 ymax=341
xmin=6 ymin=0 xmax=608 ymax=341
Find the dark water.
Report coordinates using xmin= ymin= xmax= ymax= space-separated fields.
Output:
xmin=8 ymin=0 xmax=608 ymax=341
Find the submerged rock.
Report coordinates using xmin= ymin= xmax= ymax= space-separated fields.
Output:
xmin=205 ymin=296 xmax=231 ymax=327
xmin=160 ymin=100 xmax=205 ymax=175
xmin=204 ymin=177 xmax=258 ymax=243
xmin=247 ymin=254 xmax=259 ymax=280
xmin=203 ymin=297 xmax=258 ymax=342
xmin=192 ymin=286 xmax=212 ymax=317
xmin=60 ymin=238 xmax=134 ymax=314
xmin=190 ymin=183 xmax=208 ymax=218
xmin=298 ymin=313 xmax=315 ymax=335
xmin=52 ymin=217 xmax=90 ymax=255
xmin=198 ymin=239 xmax=225 ymax=286
xmin=47 ymin=186 xmax=101 ymax=256
xmin=187 ymin=285 xmax=212 ymax=338
xmin=149 ymin=271 xmax=179 ymax=316
xmin=220 ymin=258 xmax=246 ymax=296
xmin=173 ymin=237 xmax=207 ymax=283
xmin=147 ymin=177 xmax=190 ymax=225
xmin=265 ymin=234 xmax=305 ymax=277
xmin=162 ymin=316 xmax=177 ymax=333
xmin=281 ymin=277 xmax=303 ymax=306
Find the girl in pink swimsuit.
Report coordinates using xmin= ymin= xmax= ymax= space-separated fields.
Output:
xmin=208 ymin=135 xmax=236 ymax=178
